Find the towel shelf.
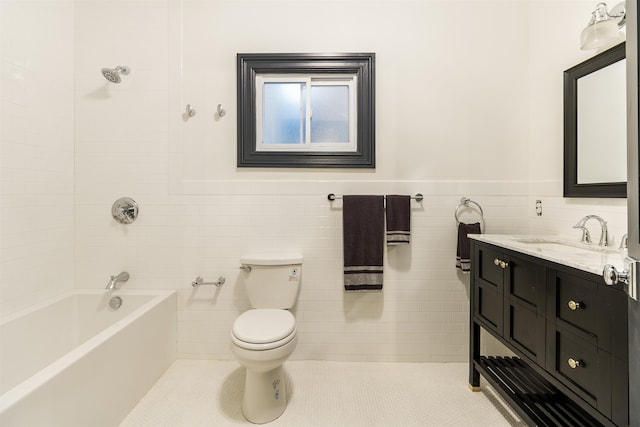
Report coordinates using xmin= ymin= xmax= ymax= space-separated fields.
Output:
xmin=328 ymin=193 xmax=423 ymax=202
xmin=455 ymin=197 xmax=484 ymax=224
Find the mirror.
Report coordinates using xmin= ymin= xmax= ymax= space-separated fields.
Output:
xmin=564 ymin=42 xmax=627 ymax=198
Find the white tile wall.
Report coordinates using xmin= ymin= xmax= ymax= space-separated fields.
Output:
xmin=167 ymin=191 xmax=531 ymax=362
xmin=0 ymin=0 xmax=75 ymax=315
xmin=71 ymin=176 xmax=532 ymax=361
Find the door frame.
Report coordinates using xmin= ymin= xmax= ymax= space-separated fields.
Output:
xmin=626 ymin=1 xmax=639 ymax=425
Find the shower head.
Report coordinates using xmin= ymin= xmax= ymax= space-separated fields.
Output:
xmin=101 ymin=65 xmax=130 ymax=83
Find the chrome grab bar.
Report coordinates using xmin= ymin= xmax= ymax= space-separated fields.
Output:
xmin=191 ymin=276 xmax=225 ymax=287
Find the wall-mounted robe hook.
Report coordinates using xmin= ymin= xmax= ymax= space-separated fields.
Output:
xmin=217 ymin=104 xmax=226 ymax=117
xmin=185 ymin=104 xmax=196 ymax=118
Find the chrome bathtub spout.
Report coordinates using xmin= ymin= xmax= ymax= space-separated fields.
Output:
xmin=574 ymin=215 xmax=609 ymax=246
xmin=106 ymin=271 xmax=129 ymax=290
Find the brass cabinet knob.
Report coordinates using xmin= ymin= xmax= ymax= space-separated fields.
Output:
xmin=493 ymin=258 xmax=509 ymax=269
xmin=567 ymin=300 xmax=581 ymax=311
xmin=567 ymin=358 xmax=582 ymax=369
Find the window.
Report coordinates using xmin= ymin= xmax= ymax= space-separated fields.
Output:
xmin=237 ymin=53 xmax=375 ymax=168
xmin=256 ymin=76 xmax=356 ymax=151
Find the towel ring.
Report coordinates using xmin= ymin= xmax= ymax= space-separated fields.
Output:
xmin=455 ymin=197 xmax=484 ymax=224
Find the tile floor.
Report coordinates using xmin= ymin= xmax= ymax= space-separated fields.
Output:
xmin=120 ymin=360 xmax=524 ymax=426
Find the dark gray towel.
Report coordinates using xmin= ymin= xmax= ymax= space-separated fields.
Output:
xmin=456 ymin=222 xmax=481 ymax=273
xmin=343 ymin=195 xmax=385 ymax=291
xmin=385 ymin=195 xmax=411 ymax=245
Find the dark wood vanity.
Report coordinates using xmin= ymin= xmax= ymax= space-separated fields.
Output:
xmin=469 ymin=240 xmax=629 ymax=426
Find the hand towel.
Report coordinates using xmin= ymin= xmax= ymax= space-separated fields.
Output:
xmin=385 ymin=195 xmax=411 ymax=245
xmin=456 ymin=222 xmax=481 ymax=273
xmin=343 ymin=195 xmax=385 ymax=291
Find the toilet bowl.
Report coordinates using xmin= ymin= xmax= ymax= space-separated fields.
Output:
xmin=231 ymin=253 xmax=302 ymax=424
xmin=231 ymin=309 xmax=297 ymax=424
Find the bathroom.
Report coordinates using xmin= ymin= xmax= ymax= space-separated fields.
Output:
xmin=0 ymin=0 xmax=633 ymax=425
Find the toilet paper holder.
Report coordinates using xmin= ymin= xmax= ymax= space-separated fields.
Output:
xmin=192 ymin=276 xmax=225 ymax=287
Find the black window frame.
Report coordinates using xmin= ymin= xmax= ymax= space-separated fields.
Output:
xmin=237 ymin=52 xmax=375 ymax=168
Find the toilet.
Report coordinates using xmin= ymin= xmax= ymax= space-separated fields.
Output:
xmin=231 ymin=253 xmax=303 ymax=424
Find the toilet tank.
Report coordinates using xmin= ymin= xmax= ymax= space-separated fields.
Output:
xmin=240 ymin=253 xmax=303 ymax=309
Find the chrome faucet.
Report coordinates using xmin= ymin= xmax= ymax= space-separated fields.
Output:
xmin=573 ymin=215 xmax=609 ymax=246
xmin=105 ymin=271 xmax=129 ymax=290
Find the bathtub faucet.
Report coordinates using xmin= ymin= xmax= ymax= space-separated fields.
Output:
xmin=105 ymin=271 xmax=130 ymax=290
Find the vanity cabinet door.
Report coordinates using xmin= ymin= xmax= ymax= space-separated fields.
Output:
xmin=472 ymin=244 xmax=504 ymax=336
xmin=503 ymin=254 xmax=547 ymax=366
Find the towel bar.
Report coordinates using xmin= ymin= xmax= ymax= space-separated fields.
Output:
xmin=455 ymin=197 xmax=484 ymax=224
xmin=328 ymin=193 xmax=423 ymax=202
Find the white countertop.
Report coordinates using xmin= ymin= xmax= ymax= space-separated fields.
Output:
xmin=469 ymin=234 xmax=626 ymax=277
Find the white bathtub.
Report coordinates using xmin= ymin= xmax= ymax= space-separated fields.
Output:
xmin=0 ymin=289 xmax=176 ymax=427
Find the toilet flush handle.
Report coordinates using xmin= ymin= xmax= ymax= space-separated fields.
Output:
xmin=239 ymin=265 xmax=252 ymax=272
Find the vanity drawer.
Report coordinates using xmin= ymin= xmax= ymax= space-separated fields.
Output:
xmin=553 ymin=327 xmax=612 ymax=417
xmin=555 ymin=272 xmax=598 ymax=337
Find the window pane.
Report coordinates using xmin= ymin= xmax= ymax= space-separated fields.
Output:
xmin=263 ymin=83 xmax=306 ymax=144
xmin=310 ymin=85 xmax=349 ymax=143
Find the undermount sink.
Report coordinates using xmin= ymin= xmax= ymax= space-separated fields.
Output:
xmin=513 ymin=237 xmax=620 ymax=255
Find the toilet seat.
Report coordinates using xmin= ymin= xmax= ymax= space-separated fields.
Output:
xmin=232 ymin=309 xmax=296 ymax=351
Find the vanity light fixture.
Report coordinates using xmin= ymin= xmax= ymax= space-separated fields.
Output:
xmin=580 ymin=2 xmax=626 ymax=50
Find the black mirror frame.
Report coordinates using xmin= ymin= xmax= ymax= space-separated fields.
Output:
xmin=237 ymin=53 xmax=375 ymax=168
xmin=564 ymin=42 xmax=626 ymax=198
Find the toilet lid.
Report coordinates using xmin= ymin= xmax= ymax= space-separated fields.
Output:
xmin=232 ymin=309 xmax=296 ymax=344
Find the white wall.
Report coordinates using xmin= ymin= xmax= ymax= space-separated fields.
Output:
xmin=0 ymin=0 xmax=628 ymax=363
xmin=0 ymin=0 xmax=75 ymax=315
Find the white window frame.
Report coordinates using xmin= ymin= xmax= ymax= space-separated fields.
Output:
xmin=255 ymin=74 xmax=357 ymax=152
